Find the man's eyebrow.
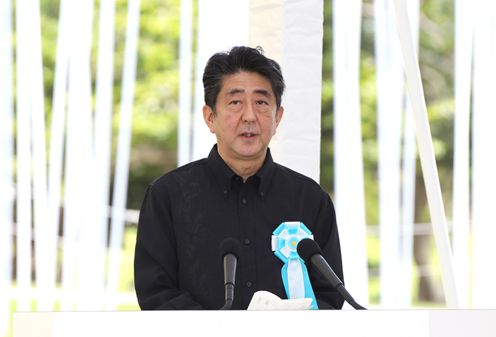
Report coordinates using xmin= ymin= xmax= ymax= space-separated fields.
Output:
xmin=254 ymin=89 xmax=271 ymax=97
xmin=226 ymin=88 xmax=245 ymax=96
xmin=225 ymin=88 xmax=272 ymax=97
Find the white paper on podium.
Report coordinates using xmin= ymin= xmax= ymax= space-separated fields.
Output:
xmin=247 ymin=291 xmax=312 ymax=310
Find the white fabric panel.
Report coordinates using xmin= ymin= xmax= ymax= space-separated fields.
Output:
xmin=374 ymin=0 xmax=404 ymax=307
xmin=177 ymin=0 xmax=194 ymax=166
xmin=471 ymin=0 xmax=496 ymax=309
xmin=107 ymin=0 xmax=141 ymax=309
xmin=191 ymin=0 xmax=249 ymax=160
xmin=249 ymin=0 xmax=322 ymax=181
xmin=248 ymin=0 xmax=284 ymax=153
xmin=452 ymin=0 xmax=474 ymax=309
xmin=0 ymin=0 xmax=14 ymax=333
xmin=392 ymin=0 xmax=458 ymax=308
xmin=269 ymin=0 xmax=323 ymax=182
xmin=333 ymin=0 xmax=369 ymax=305
xmin=15 ymin=0 xmax=34 ymax=311
xmin=398 ymin=0 xmax=419 ymax=308
xmin=249 ymin=0 xmax=283 ymax=60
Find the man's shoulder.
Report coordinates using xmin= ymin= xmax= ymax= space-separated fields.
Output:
xmin=273 ymin=162 xmax=322 ymax=190
xmin=150 ymin=158 xmax=208 ymax=188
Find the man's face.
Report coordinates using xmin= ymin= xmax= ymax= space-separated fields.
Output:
xmin=203 ymin=71 xmax=283 ymax=165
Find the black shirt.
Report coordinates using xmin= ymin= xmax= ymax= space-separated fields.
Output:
xmin=134 ymin=145 xmax=344 ymax=310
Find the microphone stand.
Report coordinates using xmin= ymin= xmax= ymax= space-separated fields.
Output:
xmin=218 ymin=238 xmax=240 ymax=310
xmin=335 ymin=284 xmax=366 ymax=310
xmin=219 ymin=284 xmax=234 ymax=310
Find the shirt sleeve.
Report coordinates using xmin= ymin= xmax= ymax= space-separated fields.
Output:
xmin=134 ymin=183 xmax=203 ymax=310
xmin=309 ymin=192 xmax=345 ymax=310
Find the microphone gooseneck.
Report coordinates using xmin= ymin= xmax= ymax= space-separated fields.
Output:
xmin=219 ymin=237 xmax=241 ymax=310
xmin=297 ymin=238 xmax=366 ymax=310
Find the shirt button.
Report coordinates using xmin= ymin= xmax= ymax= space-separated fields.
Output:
xmin=241 ymin=198 xmax=247 ymax=205
xmin=243 ymin=238 xmax=251 ymax=245
xmin=245 ymin=281 xmax=253 ymax=288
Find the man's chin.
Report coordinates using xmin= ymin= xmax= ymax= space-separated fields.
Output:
xmin=234 ymin=147 xmax=266 ymax=160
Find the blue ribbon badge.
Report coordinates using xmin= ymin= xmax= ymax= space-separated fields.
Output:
xmin=271 ymin=221 xmax=318 ymax=309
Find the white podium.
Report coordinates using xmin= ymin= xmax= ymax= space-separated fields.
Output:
xmin=13 ymin=310 xmax=496 ymax=337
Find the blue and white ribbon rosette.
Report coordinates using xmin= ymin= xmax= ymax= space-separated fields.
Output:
xmin=271 ymin=221 xmax=318 ymax=309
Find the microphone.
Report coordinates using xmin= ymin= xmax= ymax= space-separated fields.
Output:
xmin=219 ymin=237 xmax=241 ymax=310
xmin=297 ymin=238 xmax=366 ymax=310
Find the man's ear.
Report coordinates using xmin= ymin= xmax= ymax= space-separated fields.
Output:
xmin=275 ymin=106 xmax=284 ymax=128
xmin=203 ymin=105 xmax=215 ymax=133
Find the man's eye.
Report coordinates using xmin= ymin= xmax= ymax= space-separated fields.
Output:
xmin=256 ymin=100 xmax=268 ymax=105
xmin=230 ymin=100 xmax=241 ymax=105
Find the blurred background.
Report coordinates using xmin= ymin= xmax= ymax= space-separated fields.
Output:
xmin=2 ymin=0 xmax=496 ymax=336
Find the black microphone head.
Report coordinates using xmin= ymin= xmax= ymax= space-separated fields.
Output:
xmin=297 ymin=238 xmax=323 ymax=263
xmin=219 ymin=237 xmax=241 ymax=259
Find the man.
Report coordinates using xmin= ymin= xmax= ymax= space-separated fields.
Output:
xmin=134 ymin=46 xmax=344 ymax=310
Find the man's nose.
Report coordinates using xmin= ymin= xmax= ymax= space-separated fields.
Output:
xmin=242 ymin=103 xmax=256 ymax=122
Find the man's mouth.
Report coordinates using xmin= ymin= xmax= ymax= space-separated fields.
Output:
xmin=240 ymin=132 xmax=257 ymax=137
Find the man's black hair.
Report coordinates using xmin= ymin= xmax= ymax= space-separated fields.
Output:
xmin=202 ymin=46 xmax=285 ymax=111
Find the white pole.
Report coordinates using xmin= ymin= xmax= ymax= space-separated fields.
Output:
xmin=452 ymin=0 xmax=474 ymax=309
xmin=46 ymin=0 xmax=71 ymax=312
xmin=92 ymin=0 xmax=117 ymax=308
xmin=0 ymin=0 xmax=15 ymax=333
xmin=400 ymin=96 xmax=417 ymax=306
xmin=73 ymin=0 xmax=96 ymax=310
xmin=15 ymin=0 xmax=34 ymax=312
xmin=30 ymin=0 xmax=50 ymax=312
xmin=392 ymin=0 xmax=459 ymax=308
xmin=471 ymin=0 xmax=496 ymax=308
xmin=177 ymin=0 xmax=193 ymax=166
xmin=0 ymin=0 xmax=14 ymax=284
xmin=107 ymin=0 xmax=141 ymax=309
xmin=374 ymin=0 xmax=404 ymax=307
xmin=333 ymin=0 xmax=369 ymax=306
xmin=399 ymin=0 xmax=419 ymax=308
xmin=61 ymin=0 xmax=94 ymax=310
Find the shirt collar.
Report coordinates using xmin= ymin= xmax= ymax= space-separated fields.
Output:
xmin=206 ymin=145 xmax=276 ymax=198
xmin=206 ymin=145 xmax=236 ymax=195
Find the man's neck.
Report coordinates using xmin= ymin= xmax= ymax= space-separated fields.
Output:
xmin=219 ymin=151 xmax=266 ymax=182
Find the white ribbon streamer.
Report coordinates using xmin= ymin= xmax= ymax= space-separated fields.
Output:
xmin=287 ymin=259 xmax=305 ymax=299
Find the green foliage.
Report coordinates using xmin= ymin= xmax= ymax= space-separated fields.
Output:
xmin=37 ymin=0 xmax=182 ymax=209
xmin=320 ymin=0 xmax=334 ymax=195
xmin=126 ymin=0 xmax=182 ymax=208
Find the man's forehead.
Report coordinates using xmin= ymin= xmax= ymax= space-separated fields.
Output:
xmin=220 ymin=72 xmax=274 ymax=96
